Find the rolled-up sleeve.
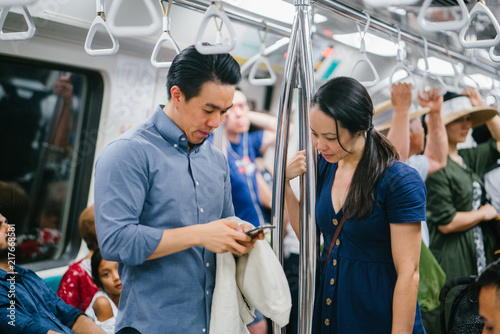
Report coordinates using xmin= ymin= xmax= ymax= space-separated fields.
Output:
xmin=94 ymin=139 xmax=163 ymax=266
xmin=426 ymin=169 xmax=456 ymax=226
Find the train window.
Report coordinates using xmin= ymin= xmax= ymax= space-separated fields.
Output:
xmin=0 ymin=56 xmax=103 ymax=271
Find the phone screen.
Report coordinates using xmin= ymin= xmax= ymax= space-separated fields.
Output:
xmin=245 ymin=225 xmax=275 ymax=237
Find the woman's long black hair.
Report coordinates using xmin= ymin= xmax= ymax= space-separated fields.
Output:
xmin=91 ymin=248 xmax=104 ymax=290
xmin=313 ymin=77 xmax=399 ymax=220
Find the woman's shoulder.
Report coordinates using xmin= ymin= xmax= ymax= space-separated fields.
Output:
xmin=385 ymin=160 xmax=422 ymax=180
xmin=378 ymin=161 xmax=425 ymax=195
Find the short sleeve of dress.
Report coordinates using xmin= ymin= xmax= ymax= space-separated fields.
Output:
xmin=425 ymin=166 xmax=456 ymax=226
xmin=381 ymin=161 xmax=427 ymax=224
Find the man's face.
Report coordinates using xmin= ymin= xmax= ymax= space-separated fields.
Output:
xmin=479 ymin=286 xmax=500 ymax=334
xmin=225 ymin=90 xmax=251 ymax=135
xmin=172 ymin=81 xmax=235 ymax=147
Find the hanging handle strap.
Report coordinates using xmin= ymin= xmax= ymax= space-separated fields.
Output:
xmin=0 ymin=5 xmax=35 ymax=40
xmin=84 ymin=0 xmax=119 ymax=56
xmin=151 ymin=0 xmax=180 ymax=68
xmin=418 ymin=0 xmax=469 ymax=32
xmin=350 ymin=14 xmax=380 ymax=88
xmin=107 ymin=0 xmax=161 ymax=37
xmin=459 ymin=1 xmax=500 ymax=48
xmin=388 ymin=26 xmax=416 ymax=88
xmin=195 ymin=1 xmax=236 ymax=54
xmin=323 ymin=212 xmax=347 ymax=274
xmin=248 ymin=28 xmax=277 ymax=86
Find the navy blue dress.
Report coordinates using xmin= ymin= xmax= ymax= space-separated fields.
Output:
xmin=313 ymin=157 xmax=427 ymax=334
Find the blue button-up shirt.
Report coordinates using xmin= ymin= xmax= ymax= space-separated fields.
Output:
xmin=0 ymin=265 xmax=82 ymax=334
xmin=94 ymin=106 xmax=234 ymax=334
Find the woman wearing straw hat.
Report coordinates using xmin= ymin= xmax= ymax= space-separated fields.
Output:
xmin=425 ymin=87 xmax=500 ymax=281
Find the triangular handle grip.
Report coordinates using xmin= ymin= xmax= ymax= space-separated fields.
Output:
xmin=107 ymin=0 xmax=161 ymax=37
xmin=420 ymin=73 xmax=448 ymax=97
xmin=418 ymin=0 xmax=469 ymax=32
xmin=248 ymin=56 xmax=277 ymax=86
xmin=350 ymin=53 xmax=380 ymax=88
xmin=388 ymin=62 xmax=416 ymax=88
xmin=151 ymin=16 xmax=180 ymax=68
xmin=194 ymin=3 xmax=236 ymax=54
xmin=0 ymin=5 xmax=35 ymax=40
xmin=489 ymin=46 xmax=500 ymax=62
xmin=84 ymin=15 xmax=120 ymax=56
xmin=459 ymin=2 xmax=500 ymax=48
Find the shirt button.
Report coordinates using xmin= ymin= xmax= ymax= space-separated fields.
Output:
xmin=206 ymin=290 xmax=209 ymax=295
xmin=332 ymin=219 xmax=338 ymax=226
xmin=330 ymin=278 xmax=335 ymax=285
xmin=181 ymin=138 xmax=186 ymax=141
xmin=324 ymin=318 xmax=330 ymax=326
xmin=174 ymin=144 xmax=178 ymax=148
xmin=200 ymin=208 xmax=204 ymax=213
xmin=333 ymin=259 xmax=337 ymax=266
xmin=196 ymin=181 xmax=200 ymax=186
xmin=326 ymin=298 xmax=332 ymax=306
xmin=202 ymin=329 xmax=206 ymax=333
xmin=336 ymin=239 xmax=340 ymax=246
xmin=206 ymin=262 xmax=210 ymax=267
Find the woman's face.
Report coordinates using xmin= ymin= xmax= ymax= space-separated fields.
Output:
xmin=310 ymin=107 xmax=362 ymax=163
xmin=98 ymin=259 xmax=122 ymax=297
xmin=446 ymin=114 xmax=472 ymax=144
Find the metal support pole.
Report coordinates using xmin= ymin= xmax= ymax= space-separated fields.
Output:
xmin=271 ymin=0 xmax=316 ymax=333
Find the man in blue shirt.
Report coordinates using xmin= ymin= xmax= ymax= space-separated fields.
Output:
xmin=94 ymin=45 xmax=262 ymax=334
xmin=0 ymin=181 xmax=104 ymax=334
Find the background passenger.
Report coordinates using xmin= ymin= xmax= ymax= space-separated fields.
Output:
xmin=58 ymin=204 xmax=99 ymax=312
xmin=426 ymin=88 xmax=500 ymax=281
xmin=222 ymin=89 xmax=277 ymax=333
xmin=285 ymin=77 xmax=426 ymax=333
xmin=85 ymin=249 xmax=122 ymax=334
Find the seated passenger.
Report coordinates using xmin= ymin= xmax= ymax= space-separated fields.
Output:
xmin=58 ymin=204 xmax=99 ymax=312
xmin=85 ymin=249 xmax=122 ymax=334
xmin=426 ymin=88 xmax=500 ymax=281
xmin=0 ymin=181 xmax=104 ymax=334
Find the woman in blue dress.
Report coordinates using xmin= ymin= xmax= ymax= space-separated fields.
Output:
xmin=285 ymin=77 xmax=427 ymax=333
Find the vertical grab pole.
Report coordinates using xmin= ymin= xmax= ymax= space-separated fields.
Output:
xmin=270 ymin=3 xmax=299 ymax=334
xmin=297 ymin=1 xmax=317 ymax=333
xmin=271 ymin=0 xmax=316 ymax=333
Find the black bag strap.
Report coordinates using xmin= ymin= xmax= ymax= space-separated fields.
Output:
xmin=323 ymin=212 xmax=347 ymax=274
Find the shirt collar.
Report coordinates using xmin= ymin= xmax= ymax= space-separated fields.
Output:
xmin=152 ymin=105 xmax=205 ymax=152
xmin=0 ymin=264 xmax=26 ymax=280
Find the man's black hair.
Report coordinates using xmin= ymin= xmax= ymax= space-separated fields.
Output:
xmin=166 ymin=44 xmax=241 ymax=101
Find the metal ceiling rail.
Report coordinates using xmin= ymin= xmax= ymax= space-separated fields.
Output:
xmin=313 ymin=0 xmax=500 ymax=77
xmin=173 ymin=0 xmax=293 ymax=38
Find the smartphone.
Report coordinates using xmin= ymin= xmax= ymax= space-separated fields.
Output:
xmin=245 ymin=225 xmax=276 ymax=238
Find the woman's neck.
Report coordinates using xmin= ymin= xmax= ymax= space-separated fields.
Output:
xmin=448 ymin=141 xmax=462 ymax=164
